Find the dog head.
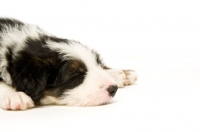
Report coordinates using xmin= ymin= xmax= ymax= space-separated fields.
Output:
xmin=41 ymin=40 xmax=118 ymax=106
xmin=0 ymin=18 xmax=118 ymax=108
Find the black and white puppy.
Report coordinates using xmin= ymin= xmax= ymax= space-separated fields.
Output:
xmin=0 ymin=18 xmax=137 ymax=110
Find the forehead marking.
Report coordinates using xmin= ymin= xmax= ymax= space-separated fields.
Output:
xmin=46 ymin=41 xmax=99 ymax=70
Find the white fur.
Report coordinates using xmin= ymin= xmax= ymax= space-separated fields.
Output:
xmin=58 ymin=68 xmax=116 ymax=106
xmin=125 ymin=70 xmax=138 ymax=84
xmin=46 ymin=41 xmax=98 ymax=69
xmin=0 ymin=82 xmax=34 ymax=110
xmin=40 ymin=69 xmax=117 ymax=106
xmin=40 ymin=96 xmax=58 ymax=105
xmin=0 ymin=19 xmax=137 ymax=110
xmin=40 ymin=42 xmax=117 ymax=106
xmin=40 ymin=41 xmax=119 ymax=106
xmin=0 ymin=24 xmax=42 ymax=84
xmin=106 ymin=69 xmax=137 ymax=87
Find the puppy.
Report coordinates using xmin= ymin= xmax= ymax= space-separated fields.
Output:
xmin=0 ymin=18 xmax=137 ymax=110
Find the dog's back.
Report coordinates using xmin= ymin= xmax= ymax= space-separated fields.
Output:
xmin=0 ymin=18 xmax=136 ymax=110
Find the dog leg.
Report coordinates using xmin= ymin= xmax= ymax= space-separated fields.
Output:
xmin=105 ymin=69 xmax=137 ymax=88
xmin=0 ymin=82 xmax=34 ymax=110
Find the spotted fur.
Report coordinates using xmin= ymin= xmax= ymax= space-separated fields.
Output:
xmin=0 ymin=18 xmax=137 ymax=110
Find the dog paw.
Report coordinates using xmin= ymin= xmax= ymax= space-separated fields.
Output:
xmin=123 ymin=70 xmax=137 ymax=85
xmin=106 ymin=69 xmax=137 ymax=88
xmin=2 ymin=92 xmax=34 ymax=110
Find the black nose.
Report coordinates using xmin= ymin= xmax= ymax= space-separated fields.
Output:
xmin=107 ymin=85 xmax=118 ymax=97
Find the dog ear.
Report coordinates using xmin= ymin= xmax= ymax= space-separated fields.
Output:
xmin=5 ymin=37 xmax=61 ymax=104
xmin=10 ymin=65 xmax=51 ymax=105
xmin=45 ymin=60 xmax=87 ymax=97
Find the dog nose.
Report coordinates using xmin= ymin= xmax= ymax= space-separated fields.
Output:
xmin=107 ymin=85 xmax=118 ymax=97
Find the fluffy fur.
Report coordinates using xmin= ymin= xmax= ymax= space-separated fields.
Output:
xmin=0 ymin=18 xmax=137 ymax=110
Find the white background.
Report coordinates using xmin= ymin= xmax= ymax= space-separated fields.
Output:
xmin=0 ymin=0 xmax=200 ymax=132
xmin=1 ymin=0 xmax=199 ymax=59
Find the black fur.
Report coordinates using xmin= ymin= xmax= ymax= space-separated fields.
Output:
xmin=7 ymin=37 xmax=88 ymax=104
xmin=0 ymin=18 xmax=107 ymax=105
xmin=0 ymin=18 xmax=24 ymax=32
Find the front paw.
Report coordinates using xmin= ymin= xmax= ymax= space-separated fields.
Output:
xmin=106 ymin=69 xmax=137 ymax=88
xmin=123 ymin=70 xmax=137 ymax=85
xmin=2 ymin=92 xmax=34 ymax=110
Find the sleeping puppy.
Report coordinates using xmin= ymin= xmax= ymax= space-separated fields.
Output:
xmin=0 ymin=18 xmax=137 ymax=110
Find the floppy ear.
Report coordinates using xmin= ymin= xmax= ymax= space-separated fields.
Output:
xmin=6 ymin=40 xmax=59 ymax=104
xmin=10 ymin=64 xmax=51 ymax=105
xmin=45 ymin=60 xmax=87 ymax=97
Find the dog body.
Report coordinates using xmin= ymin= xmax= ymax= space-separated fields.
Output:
xmin=0 ymin=18 xmax=137 ymax=110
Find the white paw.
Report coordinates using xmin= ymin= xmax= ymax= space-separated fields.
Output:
xmin=2 ymin=92 xmax=34 ymax=110
xmin=123 ymin=70 xmax=138 ymax=85
xmin=106 ymin=69 xmax=137 ymax=88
